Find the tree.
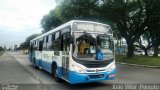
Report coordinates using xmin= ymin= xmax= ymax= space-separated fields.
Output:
xmin=20 ymin=34 xmax=40 ymax=49
xmin=41 ymin=0 xmax=105 ymax=33
xmin=57 ymin=0 xmax=99 ymax=21
xmin=134 ymin=31 xmax=153 ymax=56
xmin=0 ymin=47 xmax=3 ymax=51
xmin=41 ymin=10 xmax=63 ymax=33
xmin=41 ymin=0 xmax=160 ymax=58
xmin=144 ymin=0 xmax=160 ymax=56
xmin=96 ymin=0 xmax=147 ymax=57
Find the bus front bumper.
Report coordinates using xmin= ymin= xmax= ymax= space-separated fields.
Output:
xmin=68 ymin=69 xmax=116 ymax=84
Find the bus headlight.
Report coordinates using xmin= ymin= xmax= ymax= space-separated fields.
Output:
xmin=72 ymin=64 xmax=86 ymax=73
xmin=107 ymin=63 xmax=115 ymax=72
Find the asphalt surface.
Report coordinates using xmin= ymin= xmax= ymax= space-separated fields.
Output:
xmin=0 ymin=52 xmax=160 ymax=90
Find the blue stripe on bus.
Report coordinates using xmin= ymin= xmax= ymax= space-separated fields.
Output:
xmin=55 ymin=67 xmax=116 ymax=84
xmin=42 ymin=60 xmax=51 ymax=73
xmin=35 ymin=59 xmax=63 ymax=76
xmin=29 ymin=51 xmax=116 ymax=84
xmin=67 ymin=69 xmax=116 ymax=84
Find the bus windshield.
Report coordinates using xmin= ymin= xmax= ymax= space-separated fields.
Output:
xmin=72 ymin=32 xmax=114 ymax=61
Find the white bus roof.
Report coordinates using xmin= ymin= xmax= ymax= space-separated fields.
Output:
xmin=30 ymin=20 xmax=110 ymax=42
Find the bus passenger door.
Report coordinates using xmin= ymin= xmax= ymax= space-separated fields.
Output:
xmin=62 ymin=33 xmax=70 ymax=78
xmin=38 ymin=41 xmax=43 ymax=67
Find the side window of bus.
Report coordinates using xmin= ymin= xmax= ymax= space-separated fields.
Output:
xmin=47 ymin=35 xmax=52 ymax=50
xmin=55 ymin=32 xmax=60 ymax=40
xmin=52 ymin=33 xmax=55 ymax=41
xmin=43 ymin=36 xmax=49 ymax=50
xmin=52 ymin=31 xmax=61 ymax=51
xmin=30 ymin=43 xmax=33 ymax=52
xmin=62 ymin=33 xmax=70 ymax=51
xmin=39 ymin=41 xmax=43 ymax=51
xmin=61 ymin=26 xmax=71 ymax=51
xmin=43 ymin=37 xmax=45 ymax=49
xmin=33 ymin=40 xmax=38 ymax=50
xmin=46 ymin=36 xmax=48 ymax=43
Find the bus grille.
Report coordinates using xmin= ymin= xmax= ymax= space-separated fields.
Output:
xmin=82 ymin=59 xmax=114 ymax=68
xmin=83 ymin=63 xmax=107 ymax=68
xmin=73 ymin=57 xmax=114 ymax=68
xmin=89 ymin=74 xmax=104 ymax=79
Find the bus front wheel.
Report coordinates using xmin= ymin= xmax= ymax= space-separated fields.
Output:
xmin=53 ymin=65 xmax=61 ymax=82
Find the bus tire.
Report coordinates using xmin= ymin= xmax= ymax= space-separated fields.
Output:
xmin=52 ymin=64 xmax=61 ymax=83
xmin=33 ymin=58 xmax=38 ymax=69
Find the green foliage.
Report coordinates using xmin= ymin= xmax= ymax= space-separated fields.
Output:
xmin=57 ymin=0 xmax=99 ymax=21
xmin=144 ymin=0 xmax=160 ymax=56
xmin=98 ymin=0 xmax=147 ymax=57
xmin=0 ymin=47 xmax=3 ymax=51
xmin=41 ymin=10 xmax=63 ymax=33
xmin=41 ymin=0 xmax=106 ymax=32
xmin=116 ymin=55 xmax=160 ymax=66
xmin=20 ymin=34 xmax=40 ymax=49
xmin=41 ymin=0 xmax=160 ymax=57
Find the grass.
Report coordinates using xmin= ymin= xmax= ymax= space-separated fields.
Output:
xmin=116 ymin=55 xmax=160 ymax=66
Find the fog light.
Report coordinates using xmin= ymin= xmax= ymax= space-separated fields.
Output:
xmin=109 ymin=74 xmax=115 ymax=77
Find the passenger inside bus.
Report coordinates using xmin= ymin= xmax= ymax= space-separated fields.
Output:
xmin=79 ymin=40 xmax=90 ymax=54
xmin=75 ymin=33 xmax=96 ymax=58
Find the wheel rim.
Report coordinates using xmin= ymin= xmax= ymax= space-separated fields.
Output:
xmin=33 ymin=60 xmax=36 ymax=67
xmin=33 ymin=63 xmax=35 ymax=67
xmin=54 ymin=69 xmax=58 ymax=77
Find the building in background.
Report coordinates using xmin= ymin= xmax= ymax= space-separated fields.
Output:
xmin=5 ymin=44 xmax=20 ymax=51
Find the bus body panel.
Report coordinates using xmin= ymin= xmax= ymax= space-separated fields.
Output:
xmin=67 ymin=58 xmax=116 ymax=84
xmin=29 ymin=50 xmax=116 ymax=84
xmin=29 ymin=50 xmax=63 ymax=74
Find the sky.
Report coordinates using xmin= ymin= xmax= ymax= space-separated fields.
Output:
xmin=0 ymin=0 xmax=56 ymax=47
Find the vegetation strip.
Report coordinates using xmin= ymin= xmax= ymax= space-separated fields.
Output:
xmin=116 ymin=55 xmax=160 ymax=68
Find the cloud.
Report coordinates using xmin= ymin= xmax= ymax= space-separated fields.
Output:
xmin=0 ymin=0 xmax=56 ymax=46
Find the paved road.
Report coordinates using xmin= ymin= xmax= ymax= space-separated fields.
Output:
xmin=0 ymin=52 xmax=160 ymax=90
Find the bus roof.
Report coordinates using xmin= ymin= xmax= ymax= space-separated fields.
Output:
xmin=30 ymin=20 xmax=110 ymax=42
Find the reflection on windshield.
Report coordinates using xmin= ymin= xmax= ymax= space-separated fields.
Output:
xmin=72 ymin=32 xmax=114 ymax=60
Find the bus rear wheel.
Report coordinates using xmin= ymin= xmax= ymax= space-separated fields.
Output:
xmin=33 ymin=58 xmax=38 ymax=69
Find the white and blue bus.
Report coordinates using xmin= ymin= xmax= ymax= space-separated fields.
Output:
xmin=29 ymin=20 xmax=116 ymax=84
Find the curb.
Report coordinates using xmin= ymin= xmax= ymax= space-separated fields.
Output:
xmin=116 ymin=62 xmax=160 ymax=69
